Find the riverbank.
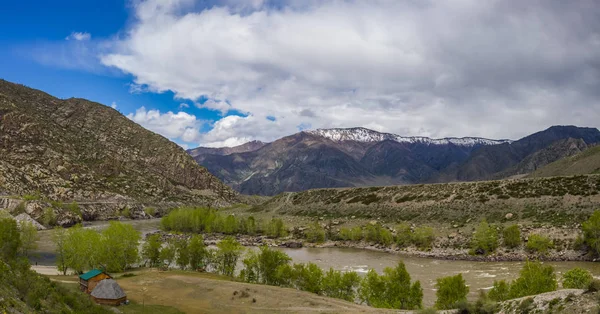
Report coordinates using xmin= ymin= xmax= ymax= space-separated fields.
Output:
xmin=149 ymin=231 xmax=593 ymax=262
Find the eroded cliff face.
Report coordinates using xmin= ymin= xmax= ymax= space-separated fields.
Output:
xmin=0 ymin=79 xmax=235 ymax=205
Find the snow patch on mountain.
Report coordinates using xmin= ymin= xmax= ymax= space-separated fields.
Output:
xmin=308 ymin=127 xmax=511 ymax=146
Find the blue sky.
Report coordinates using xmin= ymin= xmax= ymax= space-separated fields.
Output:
xmin=1 ymin=0 xmax=598 ymax=148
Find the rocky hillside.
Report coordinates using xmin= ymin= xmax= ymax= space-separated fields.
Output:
xmin=188 ymin=140 xmax=266 ymax=158
xmin=529 ymin=145 xmax=600 ymax=178
xmin=0 ymin=80 xmax=234 ymax=205
xmin=256 ymin=174 xmax=600 ymax=225
xmin=190 ymin=126 xmax=600 ymax=196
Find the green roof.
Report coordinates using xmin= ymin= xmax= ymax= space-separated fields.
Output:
xmin=79 ymin=269 xmax=104 ymax=281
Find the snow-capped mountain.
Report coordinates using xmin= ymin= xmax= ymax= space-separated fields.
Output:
xmin=188 ymin=125 xmax=600 ymax=196
xmin=308 ymin=127 xmax=511 ymax=146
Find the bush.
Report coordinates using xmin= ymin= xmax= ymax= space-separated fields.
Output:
xmin=434 ymin=274 xmax=469 ymax=310
xmin=305 ymin=222 xmax=326 ymax=243
xmin=359 ymin=261 xmax=423 ymax=310
xmin=488 ymin=280 xmax=510 ymax=302
xmin=413 ymin=226 xmax=435 ymax=250
xmin=526 ymin=234 xmax=553 ymax=255
xmin=508 ymin=261 xmax=557 ymax=299
xmin=587 ymin=279 xmax=600 ymax=292
xmin=503 ymin=225 xmax=521 ymax=248
xmin=582 ymin=210 xmax=600 ymax=256
xmin=395 ymin=223 xmax=412 ymax=247
xmin=213 ymin=237 xmax=244 ymax=276
xmin=292 ymin=262 xmax=324 ymax=294
xmin=41 ymin=207 xmax=57 ymax=226
xmin=144 ymin=207 xmax=157 ymax=217
xmin=562 ymin=268 xmax=593 ymax=289
xmin=241 ymin=246 xmax=292 ymax=285
xmin=322 ymin=268 xmax=361 ymax=301
xmin=471 ymin=220 xmax=498 ymax=255
xmin=265 ymin=218 xmax=288 ymax=238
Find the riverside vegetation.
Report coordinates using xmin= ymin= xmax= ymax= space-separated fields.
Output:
xmin=32 ymin=208 xmax=600 ymax=312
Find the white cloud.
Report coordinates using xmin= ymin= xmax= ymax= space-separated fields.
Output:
xmin=101 ymin=0 xmax=600 ymax=146
xmin=126 ymin=107 xmax=203 ymax=143
xmin=179 ymin=103 xmax=189 ymax=109
xmin=110 ymin=101 xmax=118 ymax=109
xmin=65 ymin=32 xmax=91 ymax=41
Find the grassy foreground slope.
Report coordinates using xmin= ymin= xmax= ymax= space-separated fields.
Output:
xmin=257 ymin=175 xmax=600 ymax=225
xmin=529 ymin=146 xmax=600 ymax=178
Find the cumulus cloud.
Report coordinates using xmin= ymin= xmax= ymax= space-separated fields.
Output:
xmin=65 ymin=32 xmax=91 ymax=41
xmin=102 ymin=0 xmax=600 ymax=146
xmin=127 ymin=107 xmax=204 ymax=143
xmin=110 ymin=101 xmax=118 ymax=109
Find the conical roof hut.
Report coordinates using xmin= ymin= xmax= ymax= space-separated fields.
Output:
xmin=90 ymin=279 xmax=127 ymax=306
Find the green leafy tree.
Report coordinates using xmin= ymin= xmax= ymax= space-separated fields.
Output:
xmin=189 ymin=235 xmax=208 ymax=271
xmin=18 ymin=221 xmax=39 ymax=257
xmin=508 ymin=261 xmax=557 ymax=298
xmin=412 ymin=226 xmax=435 ymax=250
xmin=322 ymin=268 xmax=361 ymax=301
xmin=241 ymin=246 xmax=292 ymax=285
xmin=274 ymin=263 xmax=295 ymax=287
xmin=359 ymin=262 xmax=423 ymax=310
xmin=142 ymin=234 xmax=162 ymax=267
xmin=100 ymin=221 xmax=141 ymax=272
xmin=0 ymin=218 xmax=21 ymax=260
xmin=305 ymin=222 xmax=326 ymax=243
xmin=41 ymin=208 xmax=57 ymax=226
xmin=562 ymin=268 xmax=593 ymax=289
xmin=52 ymin=227 xmax=69 ymax=275
xmin=175 ymin=238 xmax=191 ymax=270
xmin=471 ymin=220 xmax=498 ymax=255
xmin=395 ymin=223 xmax=412 ymax=247
xmin=214 ymin=236 xmax=244 ymax=276
xmin=582 ymin=210 xmax=600 ymax=256
xmin=159 ymin=240 xmax=176 ymax=269
xmin=503 ymin=225 xmax=521 ymax=248
xmin=63 ymin=225 xmax=102 ymax=274
xmin=525 ymin=234 xmax=553 ymax=255
xmin=434 ymin=274 xmax=469 ymax=309
xmin=265 ymin=218 xmax=288 ymax=238
xmin=293 ymin=262 xmax=324 ymax=294
xmin=223 ymin=215 xmax=238 ymax=234
xmin=488 ymin=280 xmax=510 ymax=302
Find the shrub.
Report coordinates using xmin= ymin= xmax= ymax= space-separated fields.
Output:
xmin=509 ymin=261 xmax=557 ymax=298
xmin=141 ymin=234 xmax=162 ymax=267
xmin=358 ymin=261 xmax=423 ymax=310
xmin=293 ymin=262 xmax=324 ymax=294
xmin=265 ymin=218 xmax=288 ymax=238
xmin=562 ymin=267 xmax=593 ymax=289
xmin=488 ymin=280 xmax=510 ymax=302
xmin=322 ymin=268 xmax=361 ymax=301
xmin=395 ymin=223 xmax=412 ymax=247
xmin=413 ymin=226 xmax=435 ymax=250
xmin=582 ymin=210 xmax=600 ymax=256
xmin=587 ymin=279 xmax=600 ymax=292
xmin=214 ymin=237 xmax=244 ymax=276
xmin=503 ymin=225 xmax=521 ymax=248
xmin=526 ymin=234 xmax=553 ymax=255
xmin=41 ymin=207 xmax=57 ymax=226
xmin=434 ymin=273 xmax=469 ymax=310
xmin=470 ymin=220 xmax=498 ymax=255
xmin=240 ymin=246 xmax=292 ymax=285
xmin=144 ymin=207 xmax=157 ymax=217
xmin=305 ymin=222 xmax=326 ymax=243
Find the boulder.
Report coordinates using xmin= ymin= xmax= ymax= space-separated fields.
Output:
xmin=505 ymin=213 xmax=513 ymax=220
xmin=14 ymin=213 xmax=46 ymax=230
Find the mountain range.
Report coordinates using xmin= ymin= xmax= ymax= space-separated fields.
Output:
xmin=0 ymin=80 xmax=234 ymax=204
xmin=189 ymin=126 xmax=600 ymax=196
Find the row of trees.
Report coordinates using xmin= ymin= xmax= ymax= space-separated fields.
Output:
xmin=53 ymin=221 xmax=141 ymax=274
xmin=160 ymin=207 xmax=288 ymax=238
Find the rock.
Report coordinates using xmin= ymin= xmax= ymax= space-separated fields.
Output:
xmin=505 ymin=213 xmax=513 ymax=220
xmin=448 ymin=233 xmax=458 ymax=239
xmin=14 ymin=213 xmax=46 ymax=230
xmin=351 ymin=216 xmax=356 ymax=219
xmin=369 ymin=220 xmax=378 ymax=226
xmin=453 ymin=224 xmax=459 ymax=228
xmin=282 ymin=241 xmax=303 ymax=248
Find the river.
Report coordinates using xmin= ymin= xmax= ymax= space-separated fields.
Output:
xmin=31 ymin=219 xmax=600 ymax=306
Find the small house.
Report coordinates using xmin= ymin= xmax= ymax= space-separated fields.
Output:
xmin=79 ymin=269 xmax=111 ymax=294
xmin=90 ymin=279 xmax=127 ymax=306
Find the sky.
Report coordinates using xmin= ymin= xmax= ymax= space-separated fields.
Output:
xmin=1 ymin=0 xmax=599 ymax=148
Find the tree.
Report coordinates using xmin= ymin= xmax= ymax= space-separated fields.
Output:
xmin=61 ymin=225 xmax=102 ymax=274
xmin=582 ymin=210 xmax=600 ymax=256
xmin=508 ymin=261 xmax=557 ymax=299
xmin=265 ymin=218 xmax=287 ymax=238
xmin=471 ymin=220 xmax=498 ymax=255
xmin=412 ymin=226 xmax=435 ymax=250
xmin=488 ymin=280 xmax=510 ymax=302
xmin=359 ymin=262 xmax=422 ymax=310
xmin=188 ymin=235 xmax=208 ymax=271
xmin=52 ymin=227 xmax=69 ymax=275
xmin=214 ymin=236 xmax=244 ymax=276
xmin=160 ymin=240 xmax=176 ymax=269
xmin=305 ymin=222 xmax=326 ymax=243
xmin=18 ymin=221 xmax=39 ymax=257
xmin=142 ymin=234 xmax=162 ymax=267
xmin=242 ymin=246 xmax=292 ymax=285
xmin=100 ymin=221 xmax=141 ymax=272
xmin=293 ymin=262 xmax=324 ymax=294
xmin=223 ymin=215 xmax=238 ymax=234
xmin=525 ymin=234 xmax=553 ymax=255
xmin=503 ymin=225 xmax=521 ymax=248
xmin=562 ymin=268 xmax=593 ymax=289
xmin=434 ymin=274 xmax=469 ymax=309
xmin=322 ymin=268 xmax=361 ymax=301
xmin=395 ymin=223 xmax=412 ymax=247
xmin=175 ymin=238 xmax=191 ymax=270
xmin=0 ymin=218 xmax=21 ymax=260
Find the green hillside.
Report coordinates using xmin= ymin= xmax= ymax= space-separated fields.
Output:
xmin=529 ymin=146 xmax=600 ymax=178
